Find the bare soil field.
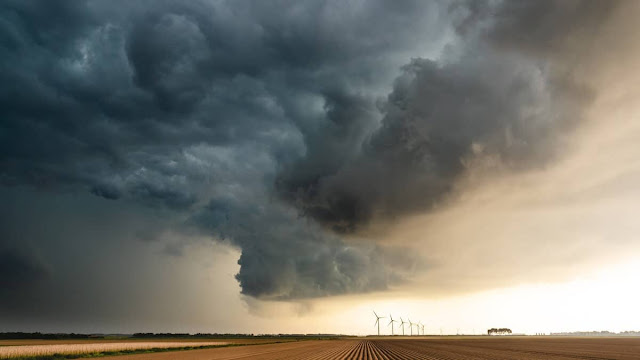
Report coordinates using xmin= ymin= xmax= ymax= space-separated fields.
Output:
xmin=373 ymin=337 xmax=640 ymax=359
xmin=87 ymin=337 xmax=640 ymax=360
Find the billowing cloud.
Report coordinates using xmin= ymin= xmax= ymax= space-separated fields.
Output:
xmin=275 ymin=0 xmax=607 ymax=233
xmin=0 ymin=0 xmax=623 ymax=307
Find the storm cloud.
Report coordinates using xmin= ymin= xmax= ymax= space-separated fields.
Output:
xmin=276 ymin=0 xmax=608 ymax=233
xmin=0 ymin=0 xmax=620 ymax=303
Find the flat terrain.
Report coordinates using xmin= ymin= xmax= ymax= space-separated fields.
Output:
xmin=0 ymin=338 xmax=282 ymax=346
xmin=86 ymin=337 xmax=640 ymax=360
xmin=0 ymin=341 xmax=228 ymax=359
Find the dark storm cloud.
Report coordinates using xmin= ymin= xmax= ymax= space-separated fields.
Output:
xmin=276 ymin=0 xmax=615 ymax=233
xmin=278 ymin=53 xmax=586 ymax=232
xmin=190 ymin=195 xmax=416 ymax=299
xmin=0 ymin=0 xmax=441 ymax=301
xmin=0 ymin=0 xmax=618 ymax=303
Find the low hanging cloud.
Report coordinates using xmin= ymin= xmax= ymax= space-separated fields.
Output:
xmin=0 ymin=0 xmax=622 ymax=301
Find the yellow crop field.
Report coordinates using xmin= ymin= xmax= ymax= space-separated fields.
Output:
xmin=0 ymin=341 xmax=227 ymax=359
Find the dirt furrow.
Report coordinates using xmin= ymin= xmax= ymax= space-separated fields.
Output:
xmin=372 ymin=341 xmax=392 ymax=360
xmin=342 ymin=340 xmax=362 ymax=360
xmin=326 ymin=341 xmax=357 ymax=360
xmin=371 ymin=338 xmax=640 ymax=360
xmin=375 ymin=340 xmax=447 ymax=360
xmin=358 ymin=340 xmax=367 ymax=360
xmin=372 ymin=341 xmax=406 ymax=360
xmin=311 ymin=340 xmax=357 ymax=360
xmin=83 ymin=337 xmax=640 ymax=360
xmin=365 ymin=341 xmax=377 ymax=360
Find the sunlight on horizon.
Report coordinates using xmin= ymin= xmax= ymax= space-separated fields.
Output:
xmin=339 ymin=258 xmax=640 ymax=336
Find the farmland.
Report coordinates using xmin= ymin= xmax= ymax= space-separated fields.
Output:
xmin=0 ymin=338 xmax=284 ymax=347
xmin=0 ymin=341 xmax=228 ymax=359
xmin=2 ymin=337 xmax=639 ymax=359
xmin=79 ymin=337 xmax=640 ymax=360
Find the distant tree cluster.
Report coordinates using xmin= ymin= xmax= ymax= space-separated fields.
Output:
xmin=0 ymin=332 xmax=96 ymax=340
xmin=132 ymin=333 xmax=191 ymax=338
xmin=487 ymin=328 xmax=512 ymax=335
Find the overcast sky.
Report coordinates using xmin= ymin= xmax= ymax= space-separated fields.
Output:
xmin=2 ymin=0 xmax=640 ymax=335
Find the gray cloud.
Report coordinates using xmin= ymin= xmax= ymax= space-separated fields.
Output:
xmin=276 ymin=0 xmax=609 ymax=233
xmin=0 ymin=0 xmax=619 ymax=307
xmin=484 ymin=0 xmax=617 ymax=55
xmin=190 ymin=195 xmax=416 ymax=300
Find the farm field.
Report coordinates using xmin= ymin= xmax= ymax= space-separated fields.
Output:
xmin=0 ymin=341 xmax=228 ymax=359
xmin=85 ymin=337 xmax=640 ymax=360
xmin=0 ymin=338 xmax=286 ymax=346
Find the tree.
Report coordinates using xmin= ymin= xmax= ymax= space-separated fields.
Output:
xmin=488 ymin=328 xmax=512 ymax=335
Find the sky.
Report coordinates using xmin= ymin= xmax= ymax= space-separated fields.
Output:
xmin=2 ymin=0 xmax=640 ymax=335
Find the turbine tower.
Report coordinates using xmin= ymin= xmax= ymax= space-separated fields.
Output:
xmin=422 ymin=324 xmax=426 ymax=335
xmin=418 ymin=321 xmax=423 ymax=336
xmin=373 ymin=311 xmax=386 ymax=336
xmin=388 ymin=314 xmax=398 ymax=335
xmin=408 ymin=319 xmax=414 ymax=336
xmin=399 ymin=317 xmax=407 ymax=336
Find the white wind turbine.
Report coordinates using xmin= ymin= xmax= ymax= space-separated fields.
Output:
xmin=373 ymin=311 xmax=386 ymax=336
xmin=388 ymin=314 xmax=398 ymax=335
xmin=408 ymin=319 xmax=414 ymax=336
xmin=399 ymin=317 xmax=407 ymax=336
xmin=418 ymin=321 xmax=424 ymax=336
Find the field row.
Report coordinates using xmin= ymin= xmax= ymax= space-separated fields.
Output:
xmin=86 ymin=337 xmax=640 ymax=360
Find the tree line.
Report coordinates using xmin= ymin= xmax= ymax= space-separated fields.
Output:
xmin=487 ymin=328 xmax=512 ymax=335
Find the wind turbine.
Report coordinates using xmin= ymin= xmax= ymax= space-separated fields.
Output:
xmin=421 ymin=323 xmax=425 ymax=335
xmin=388 ymin=314 xmax=398 ymax=335
xmin=373 ymin=311 xmax=386 ymax=336
xmin=418 ymin=321 xmax=423 ymax=336
xmin=399 ymin=317 xmax=407 ymax=336
xmin=408 ymin=319 xmax=414 ymax=336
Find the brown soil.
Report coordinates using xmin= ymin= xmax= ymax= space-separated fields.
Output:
xmin=83 ymin=337 xmax=640 ymax=359
xmin=81 ymin=340 xmax=351 ymax=360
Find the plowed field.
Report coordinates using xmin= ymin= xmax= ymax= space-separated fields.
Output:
xmin=86 ymin=337 xmax=640 ymax=359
